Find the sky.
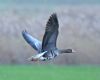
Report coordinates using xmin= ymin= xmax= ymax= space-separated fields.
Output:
xmin=0 ymin=0 xmax=100 ymax=5
xmin=0 ymin=0 xmax=99 ymax=9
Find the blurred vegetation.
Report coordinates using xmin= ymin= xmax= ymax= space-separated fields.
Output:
xmin=0 ymin=5 xmax=100 ymax=64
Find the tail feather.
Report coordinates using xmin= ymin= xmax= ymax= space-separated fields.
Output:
xmin=27 ymin=51 xmax=47 ymax=61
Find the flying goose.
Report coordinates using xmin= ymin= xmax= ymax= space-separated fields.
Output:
xmin=22 ymin=13 xmax=75 ymax=61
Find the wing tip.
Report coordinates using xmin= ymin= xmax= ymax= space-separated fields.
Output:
xmin=51 ymin=13 xmax=57 ymax=16
xmin=50 ymin=13 xmax=57 ymax=19
xmin=46 ymin=13 xmax=58 ymax=26
xmin=22 ymin=30 xmax=27 ymax=35
xmin=22 ymin=30 xmax=27 ymax=33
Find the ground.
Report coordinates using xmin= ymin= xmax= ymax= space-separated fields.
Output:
xmin=0 ymin=65 xmax=99 ymax=80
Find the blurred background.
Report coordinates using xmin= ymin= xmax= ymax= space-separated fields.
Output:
xmin=0 ymin=0 xmax=100 ymax=65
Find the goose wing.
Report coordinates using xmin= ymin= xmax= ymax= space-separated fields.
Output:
xmin=22 ymin=30 xmax=41 ymax=52
xmin=42 ymin=13 xmax=59 ymax=51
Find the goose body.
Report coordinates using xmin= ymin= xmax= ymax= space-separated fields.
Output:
xmin=22 ymin=13 xmax=75 ymax=61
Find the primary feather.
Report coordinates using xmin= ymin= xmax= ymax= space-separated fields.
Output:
xmin=42 ymin=13 xmax=59 ymax=52
xmin=22 ymin=30 xmax=42 ymax=52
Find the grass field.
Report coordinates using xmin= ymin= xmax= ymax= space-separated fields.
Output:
xmin=0 ymin=65 xmax=99 ymax=80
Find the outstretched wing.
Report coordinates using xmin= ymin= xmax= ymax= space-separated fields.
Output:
xmin=22 ymin=30 xmax=41 ymax=52
xmin=42 ymin=13 xmax=59 ymax=51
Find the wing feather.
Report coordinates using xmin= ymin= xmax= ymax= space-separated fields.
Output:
xmin=22 ymin=30 xmax=41 ymax=52
xmin=42 ymin=13 xmax=59 ymax=51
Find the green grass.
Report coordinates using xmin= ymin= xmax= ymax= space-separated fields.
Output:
xmin=0 ymin=65 xmax=100 ymax=80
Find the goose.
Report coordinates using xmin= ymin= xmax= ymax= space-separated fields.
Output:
xmin=22 ymin=13 xmax=75 ymax=61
